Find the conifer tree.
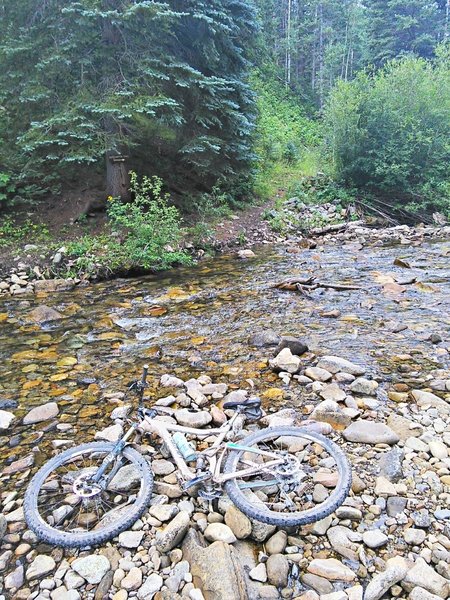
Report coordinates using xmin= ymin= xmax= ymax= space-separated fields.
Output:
xmin=0 ymin=1 xmax=257 ymax=201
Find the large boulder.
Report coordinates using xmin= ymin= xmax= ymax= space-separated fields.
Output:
xmin=182 ymin=529 xmax=249 ymax=600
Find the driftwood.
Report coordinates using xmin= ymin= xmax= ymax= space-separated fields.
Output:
xmin=273 ymin=277 xmax=361 ymax=293
xmin=309 ymin=220 xmax=363 ymax=236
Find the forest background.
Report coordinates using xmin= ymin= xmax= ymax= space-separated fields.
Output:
xmin=0 ymin=1 xmax=449 ymax=273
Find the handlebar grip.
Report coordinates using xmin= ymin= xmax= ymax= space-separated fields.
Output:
xmin=141 ymin=364 xmax=149 ymax=385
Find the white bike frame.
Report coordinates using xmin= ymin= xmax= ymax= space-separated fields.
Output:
xmin=127 ymin=409 xmax=285 ymax=487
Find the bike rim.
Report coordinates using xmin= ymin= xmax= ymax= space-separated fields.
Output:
xmin=232 ymin=433 xmax=343 ymax=517
xmin=31 ymin=447 xmax=146 ymax=538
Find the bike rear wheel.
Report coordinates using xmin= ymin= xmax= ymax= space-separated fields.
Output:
xmin=223 ymin=427 xmax=351 ymax=527
xmin=24 ymin=442 xmax=153 ymax=547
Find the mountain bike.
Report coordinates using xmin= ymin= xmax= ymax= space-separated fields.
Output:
xmin=24 ymin=365 xmax=351 ymax=547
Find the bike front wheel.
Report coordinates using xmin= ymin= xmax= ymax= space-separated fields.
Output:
xmin=24 ymin=442 xmax=153 ymax=548
xmin=223 ymin=427 xmax=351 ymax=527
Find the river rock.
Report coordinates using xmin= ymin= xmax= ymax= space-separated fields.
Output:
xmin=109 ymin=464 xmax=141 ymax=492
xmin=23 ymin=401 xmax=59 ymax=425
xmin=301 ymin=574 xmax=333 ymax=595
xmin=204 ymin=523 xmax=237 ymax=544
xmin=412 ymin=390 xmax=449 ymax=412
xmin=409 ymin=588 xmax=445 ymax=600
xmin=3 ymin=453 xmax=35 ymax=475
xmin=270 ymin=348 xmax=301 ymax=373
xmin=317 ymin=356 xmax=365 ymax=376
xmin=266 ymin=554 xmax=289 ymax=587
xmin=265 ymin=530 xmax=287 ymax=554
xmin=249 ymin=563 xmax=267 ymax=582
xmin=71 ymin=554 xmax=110 ymax=584
xmin=343 ymin=420 xmax=399 ymax=445
xmin=387 ymin=413 xmax=422 ymax=440
xmin=121 ymin=567 xmax=143 ymax=591
xmin=305 ymin=366 xmax=332 ymax=381
xmin=379 ymin=447 xmax=404 ymax=482
xmin=118 ymin=530 xmax=144 ymax=548
xmin=402 ymin=558 xmax=449 ymax=598
xmin=51 ymin=587 xmax=80 ymax=600
xmin=149 ymin=503 xmax=179 ymax=522
xmin=182 ymin=529 xmax=248 ymax=600
xmin=364 ymin=561 xmax=408 ymax=600
xmin=249 ymin=330 xmax=281 ymax=347
xmin=160 ymin=374 xmax=185 ymax=388
xmin=404 ymin=528 xmax=426 ymax=545
xmin=137 ymin=573 xmax=163 ymax=599
xmin=27 ymin=305 xmax=63 ymax=323
xmin=362 ymin=529 xmax=388 ymax=548
xmin=307 ymin=558 xmax=356 ymax=582
xmin=0 ymin=410 xmax=15 ymax=430
xmin=319 ymin=383 xmax=346 ymax=402
xmin=349 ymin=377 xmax=379 ymax=395
xmin=428 ymin=440 xmax=448 ymax=458
xmin=311 ymin=400 xmax=351 ymax=429
xmin=224 ymin=506 xmax=252 ymax=539
xmin=0 ymin=513 xmax=7 ymax=540
xmin=26 ymin=555 xmax=56 ymax=580
xmin=5 ymin=564 xmax=24 ymax=590
xmin=275 ymin=336 xmax=308 ymax=356
xmin=175 ymin=409 xmax=212 ymax=428
xmin=156 ymin=510 xmax=190 ymax=552
xmin=95 ymin=423 xmax=123 ymax=442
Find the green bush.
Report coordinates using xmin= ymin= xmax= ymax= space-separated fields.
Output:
xmin=324 ymin=47 xmax=450 ymax=216
xmin=107 ymin=172 xmax=191 ymax=270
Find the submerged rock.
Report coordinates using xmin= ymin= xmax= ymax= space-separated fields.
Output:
xmin=23 ymin=402 xmax=59 ymax=425
xmin=26 ymin=305 xmax=63 ymax=323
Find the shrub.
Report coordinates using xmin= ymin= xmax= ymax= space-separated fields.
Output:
xmin=107 ymin=172 xmax=191 ymax=270
xmin=324 ymin=47 xmax=450 ymax=216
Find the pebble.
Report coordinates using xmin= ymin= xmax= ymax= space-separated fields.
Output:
xmin=71 ymin=555 xmax=110 ymax=584
xmin=137 ymin=573 xmax=163 ymax=599
xmin=26 ymin=555 xmax=56 ymax=580
xmin=317 ymin=356 xmax=365 ymax=375
xmin=364 ymin=560 xmax=408 ymax=600
xmin=404 ymin=528 xmax=426 ymax=545
xmin=265 ymin=530 xmax=288 ymax=554
xmin=155 ymin=511 xmax=190 ymax=552
xmin=307 ymin=558 xmax=356 ymax=582
xmin=266 ymin=554 xmax=289 ymax=587
xmin=362 ymin=529 xmax=388 ymax=548
xmin=203 ymin=523 xmax=236 ymax=544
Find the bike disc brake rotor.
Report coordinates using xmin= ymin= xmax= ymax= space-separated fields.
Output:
xmin=72 ymin=472 xmax=103 ymax=499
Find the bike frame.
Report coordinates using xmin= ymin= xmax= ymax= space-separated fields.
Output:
xmin=108 ymin=408 xmax=285 ymax=490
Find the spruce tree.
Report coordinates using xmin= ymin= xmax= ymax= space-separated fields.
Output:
xmin=368 ymin=0 xmax=445 ymax=66
xmin=0 ymin=1 xmax=257 ymax=201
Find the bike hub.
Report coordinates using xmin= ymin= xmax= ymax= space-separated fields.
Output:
xmin=73 ymin=473 xmax=102 ymax=498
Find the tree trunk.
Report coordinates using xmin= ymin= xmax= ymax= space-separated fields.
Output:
xmin=106 ymin=151 xmax=130 ymax=200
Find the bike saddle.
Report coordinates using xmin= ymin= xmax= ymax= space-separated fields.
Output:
xmin=223 ymin=396 xmax=262 ymax=410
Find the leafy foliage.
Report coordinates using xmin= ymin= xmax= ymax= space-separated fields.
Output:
xmin=107 ymin=172 xmax=191 ymax=270
xmin=252 ymin=74 xmax=322 ymax=198
xmin=324 ymin=48 xmax=450 ymax=215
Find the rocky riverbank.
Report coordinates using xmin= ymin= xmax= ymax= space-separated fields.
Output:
xmin=1 ymin=338 xmax=449 ymax=600
xmin=1 ymin=218 xmax=449 ymax=297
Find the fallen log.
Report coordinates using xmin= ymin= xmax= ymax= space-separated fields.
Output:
xmin=310 ymin=220 xmax=364 ymax=236
xmin=273 ymin=278 xmax=361 ymax=292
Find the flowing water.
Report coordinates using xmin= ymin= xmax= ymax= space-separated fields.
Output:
xmin=1 ymin=236 xmax=449 ymax=487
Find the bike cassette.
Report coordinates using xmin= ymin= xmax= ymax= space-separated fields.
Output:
xmin=198 ymin=486 xmax=222 ymax=500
